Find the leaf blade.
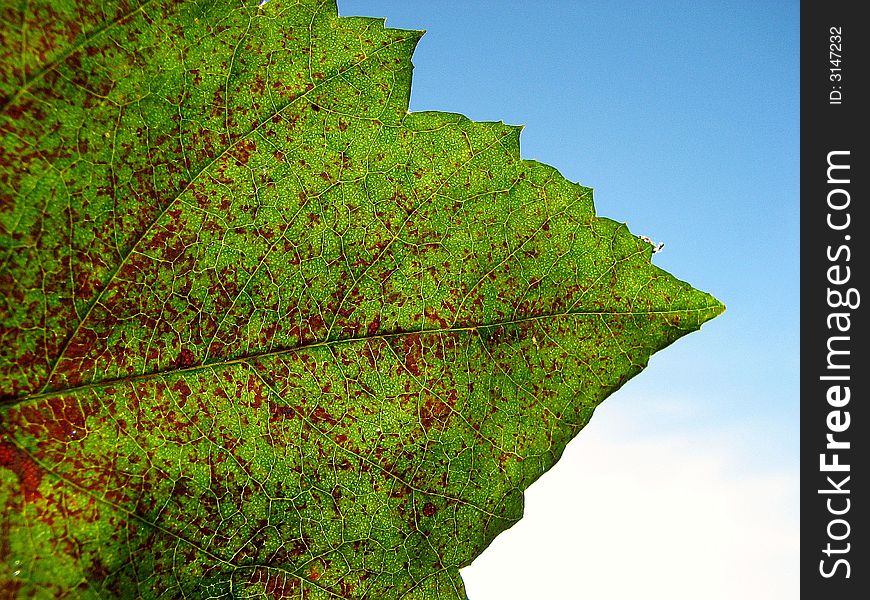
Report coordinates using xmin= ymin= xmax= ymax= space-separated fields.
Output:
xmin=0 ymin=1 xmax=723 ymax=597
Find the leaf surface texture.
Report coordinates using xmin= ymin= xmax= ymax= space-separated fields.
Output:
xmin=0 ymin=1 xmax=722 ymax=597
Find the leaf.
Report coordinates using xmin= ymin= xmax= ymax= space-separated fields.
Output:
xmin=0 ymin=1 xmax=723 ymax=597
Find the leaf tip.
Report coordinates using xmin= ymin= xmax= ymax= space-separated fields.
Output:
xmin=699 ymin=294 xmax=726 ymax=326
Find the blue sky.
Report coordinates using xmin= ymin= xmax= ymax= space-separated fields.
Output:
xmin=339 ymin=2 xmax=799 ymax=597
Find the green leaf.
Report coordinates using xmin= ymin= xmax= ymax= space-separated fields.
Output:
xmin=0 ymin=1 xmax=723 ymax=597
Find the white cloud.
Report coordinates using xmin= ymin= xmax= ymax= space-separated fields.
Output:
xmin=461 ymin=399 xmax=798 ymax=600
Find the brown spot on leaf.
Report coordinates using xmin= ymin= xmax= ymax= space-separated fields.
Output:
xmin=420 ymin=395 xmax=452 ymax=430
xmin=399 ymin=333 xmax=423 ymax=376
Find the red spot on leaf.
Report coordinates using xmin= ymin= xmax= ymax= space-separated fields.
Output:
xmin=232 ymin=139 xmax=257 ymax=166
xmin=171 ymin=379 xmax=192 ymax=400
xmin=338 ymin=580 xmax=356 ymax=596
xmin=270 ymin=402 xmax=296 ymax=423
xmin=249 ymin=568 xmax=299 ymax=599
xmin=310 ymin=406 xmax=338 ymax=427
xmin=367 ymin=316 xmax=380 ymax=336
xmin=0 ymin=442 xmax=44 ymax=501
xmin=175 ymin=348 xmax=197 ymax=368
xmin=424 ymin=306 xmax=449 ymax=328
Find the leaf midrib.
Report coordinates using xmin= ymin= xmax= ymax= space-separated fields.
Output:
xmin=5 ymin=304 xmax=721 ymax=407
